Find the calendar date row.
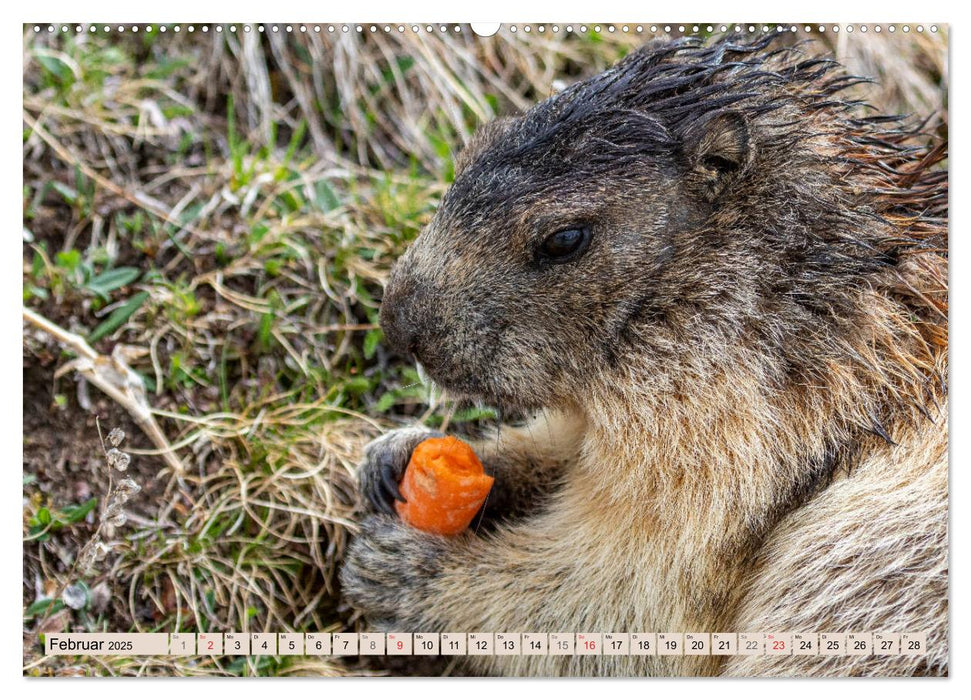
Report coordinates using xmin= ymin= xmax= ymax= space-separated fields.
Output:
xmin=46 ymin=631 xmax=927 ymax=657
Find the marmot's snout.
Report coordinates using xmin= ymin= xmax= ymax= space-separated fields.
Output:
xmin=380 ymin=265 xmax=494 ymax=399
xmin=379 ymin=270 xmax=419 ymax=357
xmin=379 ymin=267 xmax=446 ymax=372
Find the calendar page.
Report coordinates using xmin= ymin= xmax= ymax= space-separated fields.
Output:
xmin=22 ymin=15 xmax=948 ymax=679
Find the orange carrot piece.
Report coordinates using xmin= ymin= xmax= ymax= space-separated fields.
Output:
xmin=395 ymin=436 xmax=494 ymax=535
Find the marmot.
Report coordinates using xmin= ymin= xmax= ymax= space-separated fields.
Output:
xmin=340 ymin=36 xmax=948 ymax=677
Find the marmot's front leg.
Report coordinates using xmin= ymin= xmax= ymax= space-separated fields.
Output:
xmin=340 ymin=505 xmax=648 ymax=676
xmin=339 ymin=511 xmax=587 ymax=676
xmin=341 ymin=410 xmax=586 ymax=653
xmin=358 ymin=410 xmax=582 ymax=524
xmin=339 ymin=514 xmax=454 ymax=630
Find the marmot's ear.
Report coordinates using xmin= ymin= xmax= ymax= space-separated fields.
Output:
xmin=682 ymin=111 xmax=751 ymax=201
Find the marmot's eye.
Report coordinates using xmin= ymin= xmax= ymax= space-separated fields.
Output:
xmin=538 ymin=227 xmax=592 ymax=263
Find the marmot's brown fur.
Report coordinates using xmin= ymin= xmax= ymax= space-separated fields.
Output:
xmin=340 ymin=36 xmax=948 ymax=676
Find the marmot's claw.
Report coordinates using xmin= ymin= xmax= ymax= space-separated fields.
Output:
xmin=381 ymin=461 xmax=406 ymax=506
xmin=369 ymin=454 xmax=400 ymax=515
xmin=358 ymin=427 xmax=442 ymax=515
xmin=364 ymin=456 xmax=397 ymax=514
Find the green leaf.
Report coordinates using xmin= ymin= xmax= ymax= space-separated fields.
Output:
xmin=31 ymin=247 xmax=46 ymax=277
xmin=84 ymin=267 xmax=141 ymax=300
xmin=36 ymin=508 xmax=52 ymax=526
xmin=136 ymin=371 xmax=157 ymax=393
xmin=89 ymin=291 xmax=149 ymax=343
xmin=343 ymin=376 xmax=372 ymax=396
xmin=51 ymin=181 xmax=79 ymax=205
xmin=55 ymin=249 xmax=82 ymax=271
xmin=144 ymin=56 xmax=191 ymax=80
xmin=257 ymin=313 xmax=274 ymax=349
xmin=227 ymin=95 xmax=246 ymax=186
xmin=36 ymin=54 xmax=72 ymax=81
xmin=24 ymin=285 xmax=48 ymax=301
xmin=60 ymin=497 xmax=98 ymax=524
xmin=275 ymin=120 xmax=307 ymax=180
xmin=250 ymin=223 xmax=270 ymax=243
xmin=28 ymin=527 xmax=51 ymax=542
xmin=214 ymin=242 xmax=230 ymax=266
xmin=25 ymin=598 xmax=65 ymax=617
xmin=373 ymin=392 xmax=396 ymax=413
xmin=363 ymin=328 xmax=382 ymax=360
xmin=313 ymin=181 xmax=340 ymax=212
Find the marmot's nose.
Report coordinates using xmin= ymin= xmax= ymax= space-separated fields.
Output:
xmin=379 ymin=272 xmax=423 ymax=357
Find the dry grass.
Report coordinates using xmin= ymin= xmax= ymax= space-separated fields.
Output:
xmin=22 ymin=24 xmax=947 ymax=676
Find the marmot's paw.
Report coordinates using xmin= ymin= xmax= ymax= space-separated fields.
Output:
xmin=340 ymin=514 xmax=451 ymax=627
xmin=359 ymin=426 xmax=442 ymax=514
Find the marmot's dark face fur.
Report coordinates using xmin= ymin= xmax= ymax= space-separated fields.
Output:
xmin=382 ymin=37 xmax=944 ymax=415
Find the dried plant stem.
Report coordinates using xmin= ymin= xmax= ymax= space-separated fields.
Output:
xmin=22 ymin=110 xmax=205 ymax=237
xmin=34 ymin=419 xmax=115 ymax=630
xmin=23 ymin=306 xmax=185 ymax=473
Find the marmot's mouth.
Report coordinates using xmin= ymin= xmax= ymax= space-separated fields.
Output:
xmin=414 ymin=361 xmax=545 ymax=418
xmin=414 ymin=361 xmax=487 ymax=407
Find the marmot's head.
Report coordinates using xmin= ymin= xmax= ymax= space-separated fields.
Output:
xmin=380 ymin=37 xmax=946 ymax=413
